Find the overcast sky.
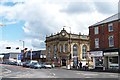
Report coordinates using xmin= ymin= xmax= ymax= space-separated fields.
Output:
xmin=0 ymin=0 xmax=119 ymax=52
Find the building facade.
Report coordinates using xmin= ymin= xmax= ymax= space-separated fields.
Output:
xmin=22 ymin=49 xmax=46 ymax=62
xmin=45 ymin=28 xmax=89 ymax=68
xmin=89 ymin=13 xmax=120 ymax=70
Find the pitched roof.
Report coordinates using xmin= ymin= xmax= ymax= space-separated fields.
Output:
xmin=91 ymin=13 xmax=120 ymax=26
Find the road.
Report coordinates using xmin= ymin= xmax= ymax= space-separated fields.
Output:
xmin=0 ymin=64 xmax=119 ymax=78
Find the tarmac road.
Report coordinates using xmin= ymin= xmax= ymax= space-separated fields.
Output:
xmin=1 ymin=64 xmax=119 ymax=79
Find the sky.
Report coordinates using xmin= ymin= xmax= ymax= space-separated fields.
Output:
xmin=0 ymin=0 xmax=119 ymax=53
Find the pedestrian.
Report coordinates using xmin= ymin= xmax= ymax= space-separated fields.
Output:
xmin=79 ymin=61 xmax=82 ymax=69
xmin=85 ymin=63 xmax=88 ymax=70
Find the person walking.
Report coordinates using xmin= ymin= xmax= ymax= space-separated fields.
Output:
xmin=79 ymin=61 xmax=82 ymax=69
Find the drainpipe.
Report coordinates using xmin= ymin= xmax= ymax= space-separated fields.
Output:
xmin=118 ymin=2 xmax=120 ymax=72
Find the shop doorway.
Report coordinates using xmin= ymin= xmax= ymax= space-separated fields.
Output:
xmin=62 ymin=59 xmax=66 ymax=66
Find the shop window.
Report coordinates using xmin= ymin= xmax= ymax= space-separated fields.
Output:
xmin=95 ymin=57 xmax=103 ymax=67
xmin=109 ymin=56 xmax=118 ymax=64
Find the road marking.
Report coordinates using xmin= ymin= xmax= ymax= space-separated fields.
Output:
xmin=52 ymin=73 xmax=55 ymax=76
xmin=3 ymin=69 xmax=11 ymax=74
xmin=76 ymin=73 xmax=98 ymax=76
xmin=85 ymin=77 xmax=92 ymax=78
xmin=109 ymin=75 xmax=118 ymax=77
xmin=83 ymin=74 xmax=98 ymax=76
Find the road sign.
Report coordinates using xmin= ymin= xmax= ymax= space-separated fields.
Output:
xmin=18 ymin=54 xmax=22 ymax=60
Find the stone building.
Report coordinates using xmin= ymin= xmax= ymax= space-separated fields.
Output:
xmin=45 ymin=28 xmax=89 ymax=67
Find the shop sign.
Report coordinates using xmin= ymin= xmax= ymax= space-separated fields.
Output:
xmin=104 ymin=52 xmax=118 ymax=56
xmin=90 ymin=51 xmax=103 ymax=57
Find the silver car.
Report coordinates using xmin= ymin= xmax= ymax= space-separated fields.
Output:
xmin=30 ymin=62 xmax=42 ymax=69
xmin=44 ymin=63 xmax=52 ymax=69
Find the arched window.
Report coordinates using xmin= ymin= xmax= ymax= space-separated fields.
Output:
xmin=82 ymin=45 xmax=87 ymax=59
xmin=54 ymin=45 xmax=57 ymax=57
xmin=65 ymin=44 xmax=68 ymax=52
xmin=60 ymin=44 xmax=63 ymax=53
xmin=73 ymin=44 xmax=78 ymax=67
xmin=63 ymin=44 xmax=68 ymax=52
xmin=47 ymin=46 xmax=50 ymax=61
xmin=73 ymin=44 xmax=78 ymax=56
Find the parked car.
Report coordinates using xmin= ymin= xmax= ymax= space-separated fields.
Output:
xmin=30 ymin=62 xmax=42 ymax=69
xmin=22 ymin=61 xmax=29 ymax=67
xmin=43 ymin=63 xmax=52 ymax=69
xmin=17 ymin=62 xmax=23 ymax=66
xmin=24 ymin=60 xmax=38 ymax=67
xmin=9 ymin=61 xmax=17 ymax=65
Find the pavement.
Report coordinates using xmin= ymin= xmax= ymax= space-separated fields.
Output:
xmin=61 ymin=66 xmax=119 ymax=73
xmin=1 ymin=64 xmax=119 ymax=79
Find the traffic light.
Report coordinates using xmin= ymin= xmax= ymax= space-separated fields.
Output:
xmin=16 ymin=47 xmax=19 ymax=49
xmin=24 ymin=48 xmax=27 ymax=50
xmin=6 ymin=47 xmax=11 ymax=49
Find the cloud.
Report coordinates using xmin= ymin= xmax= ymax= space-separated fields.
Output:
xmin=94 ymin=2 xmax=118 ymax=14
xmin=31 ymin=39 xmax=45 ymax=49
xmin=60 ymin=2 xmax=94 ymax=14
xmin=0 ymin=0 xmax=118 ymax=50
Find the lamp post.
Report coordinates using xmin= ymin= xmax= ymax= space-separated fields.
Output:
xmin=19 ymin=40 xmax=25 ymax=49
xmin=0 ymin=24 xmax=6 ymax=42
xmin=19 ymin=40 xmax=25 ymax=61
xmin=30 ymin=49 xmax=32 ymax=60
xmin=63 ymin=26 xmax=71 ymax=69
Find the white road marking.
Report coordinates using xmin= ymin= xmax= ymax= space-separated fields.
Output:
xmin=52 ymin=73 xmax=55 ymax=76
xmin=109 ymin=75 xmax=118 ymax=77
xmin=3 ymin=69 xmax=11 ymax=74
xmin=85 ymin=77 xmax=92 ymax=78
xmin=76 ymin=73 xmax=98 ymax=76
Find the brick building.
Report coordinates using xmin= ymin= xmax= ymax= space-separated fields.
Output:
xmin=89 ymin=13 xmax=120 ymax=70
xmin=45 ymin=28 xmax=89 ymax=68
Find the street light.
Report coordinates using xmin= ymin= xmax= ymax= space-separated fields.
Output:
xmin=19 ymin=40 xmax=25 ymax=49
xmin=63 ymin=26 xmax=71 ymax=54
xmin=0 ymin=24 xmax=6 ymax=40
xmin=63 ymin=26 xmax=72 ymax=69
xmin=30 ymin=49 xmax=32 ymax=60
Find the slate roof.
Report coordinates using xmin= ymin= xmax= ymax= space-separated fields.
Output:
xmin=91 ymin=13 xmax=120 ymax=26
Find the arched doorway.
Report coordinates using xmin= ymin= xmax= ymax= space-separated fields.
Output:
xmin=73 ymin=44 xmax=78 ymax=68
xmin=62 ymin=58 xmax=66 ymax=66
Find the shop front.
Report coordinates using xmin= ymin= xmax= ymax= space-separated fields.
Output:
xmin=104 ymin=52 xmax=119 ymax=70
xmin=90 ymin=51 xmax=103 ymax=69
